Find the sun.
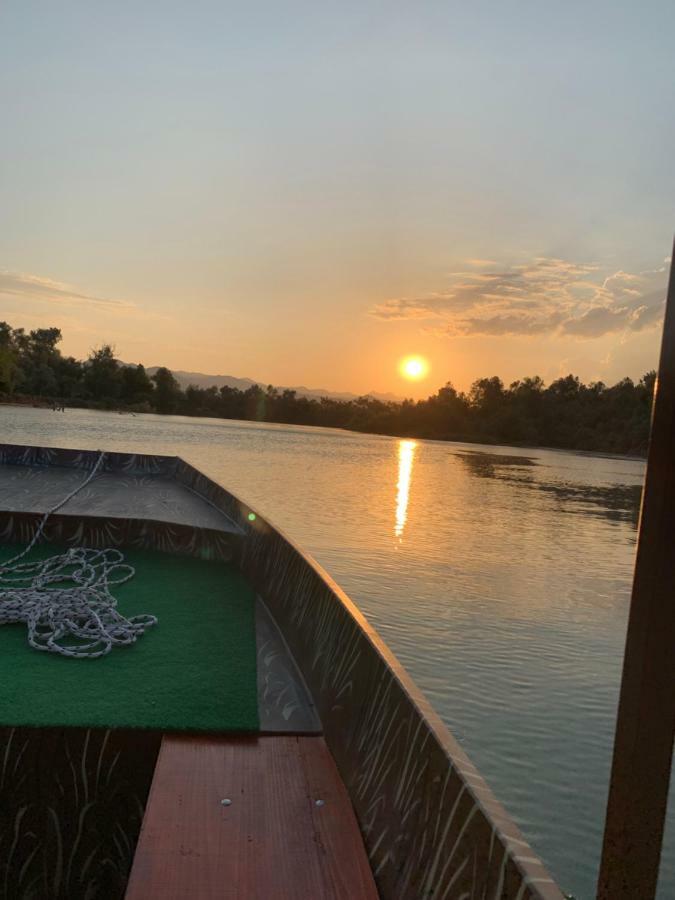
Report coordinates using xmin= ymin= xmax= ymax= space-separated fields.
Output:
xmin=399 ymin=355 xmax=430 ymax=381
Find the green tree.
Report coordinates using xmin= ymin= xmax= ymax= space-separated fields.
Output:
xmin=152 ymin=367 xmax=182 ymax=413
xmin=13 ymin=327 xmax=63 ymax=396
xmin=84 ymin=345 xmax=122 ymax=402
xmin=0 ymin=322 xmax=18 ymax=394
xmin=120 ymin=364 xmax=154 ymax=406
xmin=55 ymin=355 xmax=85 ymax=399
xmin=469 ymin=376 xmax=505 ymax=410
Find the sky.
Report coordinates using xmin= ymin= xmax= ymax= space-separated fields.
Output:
xmin=1 ymin=1 xmax=673 ymax=398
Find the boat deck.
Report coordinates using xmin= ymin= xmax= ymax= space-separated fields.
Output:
xmin=0 ymin=540 xmax=320 ymax=735
xmin=0 ymin=450 xmax=321 ymax=735
xmin=0 ymin=463 xmax=241 ymax=533
xmin=0 ymin=444 xmax=565 ymax=900
xmin=126 ymin=734 xmax=379 ymax=900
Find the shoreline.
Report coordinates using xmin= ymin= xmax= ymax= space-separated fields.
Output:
xmin=1 ymin=398 xmax=647 ymax=462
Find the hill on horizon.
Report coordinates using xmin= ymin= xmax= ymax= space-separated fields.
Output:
xmin=144 ymin=366 xmax=401 ymax=403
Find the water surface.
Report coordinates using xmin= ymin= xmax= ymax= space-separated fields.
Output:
xmin=2 ymin=405 xmax=673 ymax=899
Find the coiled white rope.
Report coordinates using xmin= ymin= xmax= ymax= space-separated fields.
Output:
xmin=0 ymin=451 xmax=157 ymax=659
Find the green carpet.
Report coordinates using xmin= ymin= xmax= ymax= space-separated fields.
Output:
xmin=0 ymin=543 xmax=259 ymax=732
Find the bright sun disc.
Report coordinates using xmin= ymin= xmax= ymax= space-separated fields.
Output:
xmin=399 ymin=355 xmax=429 ymax=381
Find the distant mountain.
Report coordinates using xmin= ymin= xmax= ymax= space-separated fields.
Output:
xmin=144 ymin=367 xmax=401 ymax=403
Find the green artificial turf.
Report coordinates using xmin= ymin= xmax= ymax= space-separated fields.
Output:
xmin=0 ymin=543 xmax=259 ymax=732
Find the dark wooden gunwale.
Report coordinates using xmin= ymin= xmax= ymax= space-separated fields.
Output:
xmin=0 ymin=443 xmax=564 ymax=899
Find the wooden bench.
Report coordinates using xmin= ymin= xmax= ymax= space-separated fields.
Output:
xmin=126 ymin=734 xmax=379 ymax=899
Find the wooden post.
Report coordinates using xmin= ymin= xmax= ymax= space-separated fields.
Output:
xmin=597 ymin=242 xmax=675 ymax=899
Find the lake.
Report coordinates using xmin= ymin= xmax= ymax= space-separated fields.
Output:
xmin=2 ymin=405 xmax=673 ymax=899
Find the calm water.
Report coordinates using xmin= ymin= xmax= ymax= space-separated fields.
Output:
xmin=2 ymin=406 xmax=673 ymax=899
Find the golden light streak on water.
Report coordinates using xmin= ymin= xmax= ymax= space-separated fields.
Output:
xmin=395 ymin=439 xmax=417 ymax=538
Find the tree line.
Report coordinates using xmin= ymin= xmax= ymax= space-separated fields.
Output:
xmin=0 ymin=322 xmax=655 ymax=456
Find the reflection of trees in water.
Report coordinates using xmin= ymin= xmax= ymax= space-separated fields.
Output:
xmin=523 ymin=480 xmax=642 ymax=526
xmin=455 ymin=450 xmax=537 ymax=477
xmin=454 ymin=450 xmax=642 ymax=526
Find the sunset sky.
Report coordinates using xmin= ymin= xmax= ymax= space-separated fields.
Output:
xmin=1 ymin=2 xmax=673 ymax=398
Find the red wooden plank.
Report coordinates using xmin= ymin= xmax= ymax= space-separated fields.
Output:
xmin=125 ymin=734 xmax=379 ymax=900
xmin=298 ymin=735 xmax=380 ymax=898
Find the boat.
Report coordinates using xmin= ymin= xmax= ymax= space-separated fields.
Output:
xmin=0 ymin=440 xmax=565 ymax=899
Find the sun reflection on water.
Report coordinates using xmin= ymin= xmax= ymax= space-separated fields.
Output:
xmin=395 ymin=439 xmax=417 ymax=538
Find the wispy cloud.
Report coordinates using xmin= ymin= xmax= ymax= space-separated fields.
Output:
xmin=0 ymin=270 xmax=134 ymax=311
xmin=369 ymin=257 xmax=667 ymax=339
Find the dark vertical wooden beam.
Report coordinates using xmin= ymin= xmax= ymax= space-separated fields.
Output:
xmin=597 ymin=242 xmax=675 ymax=899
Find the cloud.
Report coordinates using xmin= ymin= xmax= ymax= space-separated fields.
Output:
xmin=445 ymin=312 xmax=565 ymax=337
xmin=0 ymin=270 xmax=133 ymax=311
xmin=371 ymin=293 xmax=468 ymax=320
xmin=626 ymin=294 xmax=667 ymax=331
xmin=370 ymin=256 xmax=668 ymax=340
xmin=560 ymin=306 xmax=627 ymax=338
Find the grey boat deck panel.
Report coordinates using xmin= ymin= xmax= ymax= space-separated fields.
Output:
xmin=0 ymin=464 xmax=241 ymax=533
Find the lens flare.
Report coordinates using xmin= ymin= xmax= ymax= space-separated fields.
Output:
xmin=399 ymin=355 xmax=429 ymax=381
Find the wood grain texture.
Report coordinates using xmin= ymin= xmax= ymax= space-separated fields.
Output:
xmin=125 ymin=734 xmax=379 ymax=900
xmin=597 ymin=244 xmax=675 ymax=899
